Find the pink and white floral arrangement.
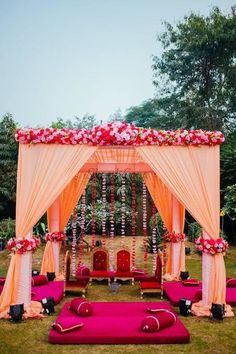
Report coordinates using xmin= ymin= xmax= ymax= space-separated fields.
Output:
xmin=15 ymin=122 xmax=225 ymax=146
xmin=7 ymin=237 xmax=40 ymax=254
xmin=163 ymin=232 xmax=186 ymax=243
xmin=45 ymin=231 xmax=66 ymax=242
xmin=195 ymin=236 xmax=228 ymax=255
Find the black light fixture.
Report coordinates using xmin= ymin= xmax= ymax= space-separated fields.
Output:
xmin=180 ymin=271 xmax=189 ymax=281
xmin=41 ymin=297 xmax=55 ymax=315
xmin=47 ymin=272 xmax=56 ymax=282
xmin=179 ymin=298 xmax=192 ymax=316
xmin=9 ymin=304 xmax=24 ymax=322
xmin=185 ymin=247 xmax=191 ymax=255
xmin=32 ymin=269 xmax=40 ymax=276
xmin=211 ymin=303 xmax=225 ymax=320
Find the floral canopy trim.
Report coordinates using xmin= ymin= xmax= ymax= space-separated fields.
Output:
xmin=15 ymin=121 xmax=225 ymax=146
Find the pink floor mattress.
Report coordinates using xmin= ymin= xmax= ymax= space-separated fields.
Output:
xmin=164 ymin=281 xmax=236 ymax=306
xmin=48 ymin=301 xmax=190 ymax=344
xmin=32 ymin=281 xmax=64 ymax=305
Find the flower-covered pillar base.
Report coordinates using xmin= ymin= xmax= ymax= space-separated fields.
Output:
xmin=171 ymin=196 xmax=184 ymax=276
xmin=202 ymin=231 xmax=213 ymax=305
xmin=16 ymin=237 xmax=32 ymax=307
xmin=49 ymin=197 xmax=60 ymax=276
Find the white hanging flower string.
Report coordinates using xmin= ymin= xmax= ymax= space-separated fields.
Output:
xmin=71 ymin=207 xmax=77 ymax=277
xmin=77 ymin=190 xmax=86 ymax=268
xmin=109 ymin=173 xmax=115 ymax=270
xmin=102 ymin=173 xmax=107 ymax=247
xmin=121 ymin=172 xmax=126 ymax=247
xmin=152 ymin=204 xmax=157 ymax=274
xmin=142 ymin=180 xmax=148 ymax=274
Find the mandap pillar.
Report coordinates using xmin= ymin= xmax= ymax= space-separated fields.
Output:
xmin=171 ymin=196 xmax=185 ymax=276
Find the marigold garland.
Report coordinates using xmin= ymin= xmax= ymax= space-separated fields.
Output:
xmin=195 ymin=236 xmax=228 ymax=255
xmin=45 ymin=231 xmax=66 ymax=242
xmin=7 ymin=237 xmax=40 ymax=254
xmin=15 ymin=122 xmax=225 ymax=146
xmin=163 ymin=232 xmax=186 ymax=243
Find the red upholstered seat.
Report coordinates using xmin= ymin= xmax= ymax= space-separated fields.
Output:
xmin=90 ymin=270 xmax=114 ymax=278
xmin=114 ymin=248 xmax=134 ymax=284
xmin=140 ymin=281 xmax=161 ymax=290
xmin=90 ymin=247 xmax=111 ymax=284
xmin=139 ymin=252 xmax=163 ymax=298
xmin=93 ymin=250 xmax=108 ymax=271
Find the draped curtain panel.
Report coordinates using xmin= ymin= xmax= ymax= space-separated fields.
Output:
xmin=41 ymin=172 xmax=91 ymax=275
xmin=0 ymin=144 xmax=97 ymax=315
xmin=137 ymin=145 xmax=220 ymax=238
xmin=143 ymin=172 xmax=185 ymax=274
xmin=137 ymin=145 xmax=226 ymax=304
xmin=16 ymin=144 xmax=97 ymax=237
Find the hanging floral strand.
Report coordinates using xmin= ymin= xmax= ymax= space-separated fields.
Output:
xmin=121 ymin=172 xmax=126 ymax=247
xmin=91 ymin=173 xmax=97 ymax=249
xmin=142 ymin=180 xmax=148 ymax=274
xmin=102 ymin=173 xmax=107 ymax=247
xmin=131 ymin=173 xmax=136 ymax=269
xmin=77 ymin=190 xmax=86 ymax=268
xmin=109 ymin=173 xmax=115 ymax=269
xmin=71 ymin=207 xmax=77 ymax=277
xmin=152 ymin=203 xmax=157 ymax=274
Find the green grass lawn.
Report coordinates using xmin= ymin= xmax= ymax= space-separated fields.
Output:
xmin=0 ymin=237 xmax=236 ymax=354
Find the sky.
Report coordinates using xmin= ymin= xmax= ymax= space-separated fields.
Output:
xmin=0 ymin=0 xmax=233 ymax=127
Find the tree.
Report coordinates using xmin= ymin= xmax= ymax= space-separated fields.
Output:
xmin=152 ymin=7 xmax=236 ymax=131
xmin=0 ymin=113 xmax=18 ymax=218
xmin=220 ymin=130 xmax=236 ymax=192
xmin=50 ymin=114 xmax=97 ymax=129
xmin=109 ymin=108 xmax=123 ymax=122
xmin=125 ymin=97 xmax=187 ymax=129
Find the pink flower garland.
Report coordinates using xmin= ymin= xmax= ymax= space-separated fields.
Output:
xmin=195 ymin=236 xmax=228 ymax=255
xmin=163 ymin=232 xmax=186 ymax=243
xmin=15 ymin=122 xmax=225 ymax=146
xmin=45 ymin=231 xmax=66 ymax=242
xmin=7 ymin=237 xmax=40 ymax=254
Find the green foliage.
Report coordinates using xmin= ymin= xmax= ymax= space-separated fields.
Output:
xmin=0 ymin=218 xmax=15 ymax=240
xmin=0 ymin=113 xmax=18 ymax=218
xmin=223 ymin=184 xmax=236 ymax=220
xmin=220 ymin=130 xmax=236 ymax=191
xmin=186 ymin=221 xmax=202 ymax=242
xmin=50 ymin=114 xmax=97 ymax=129
xmin=152 ymin=7 xmax=236 ymax=131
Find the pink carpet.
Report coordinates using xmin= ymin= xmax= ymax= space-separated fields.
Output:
xmin=164 ymin=281 xmax=202 ymax=306
xmin=32 ymin=281 xmax=64 ymax=305
xmin=226 ymin=287 xmax=236 ymax=306
xmin=48 ymin=301 xmax=190 ymax=344
xmin=164 ymin=281 xmax=236 ymax=307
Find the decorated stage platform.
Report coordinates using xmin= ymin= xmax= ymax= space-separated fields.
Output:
xmin=48 ymin=301 xmax=190 ymax=344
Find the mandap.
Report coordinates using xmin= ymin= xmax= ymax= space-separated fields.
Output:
xmin=0 ymin=122 xmax=232 ymax=318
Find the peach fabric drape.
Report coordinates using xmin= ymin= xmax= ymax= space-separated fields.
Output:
xmin=16 ymin=144 xmax=97 ymax=237
xmin=143 ymin=172 xmax=185 ymax=275
xmin=142 ymin=172 xmax=172 ymax=232
xmin=137 ymin=145 xmax=219 ymax=238
xmin=0 ymin=144 xmax=96 ymax=315
xmin=137 ymin=145 xmax=226 ymax=305
xmin=41 ymin=172 xmax=91 ymax=275
xmin=0 ymin=254 xmax=21 ymax=316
